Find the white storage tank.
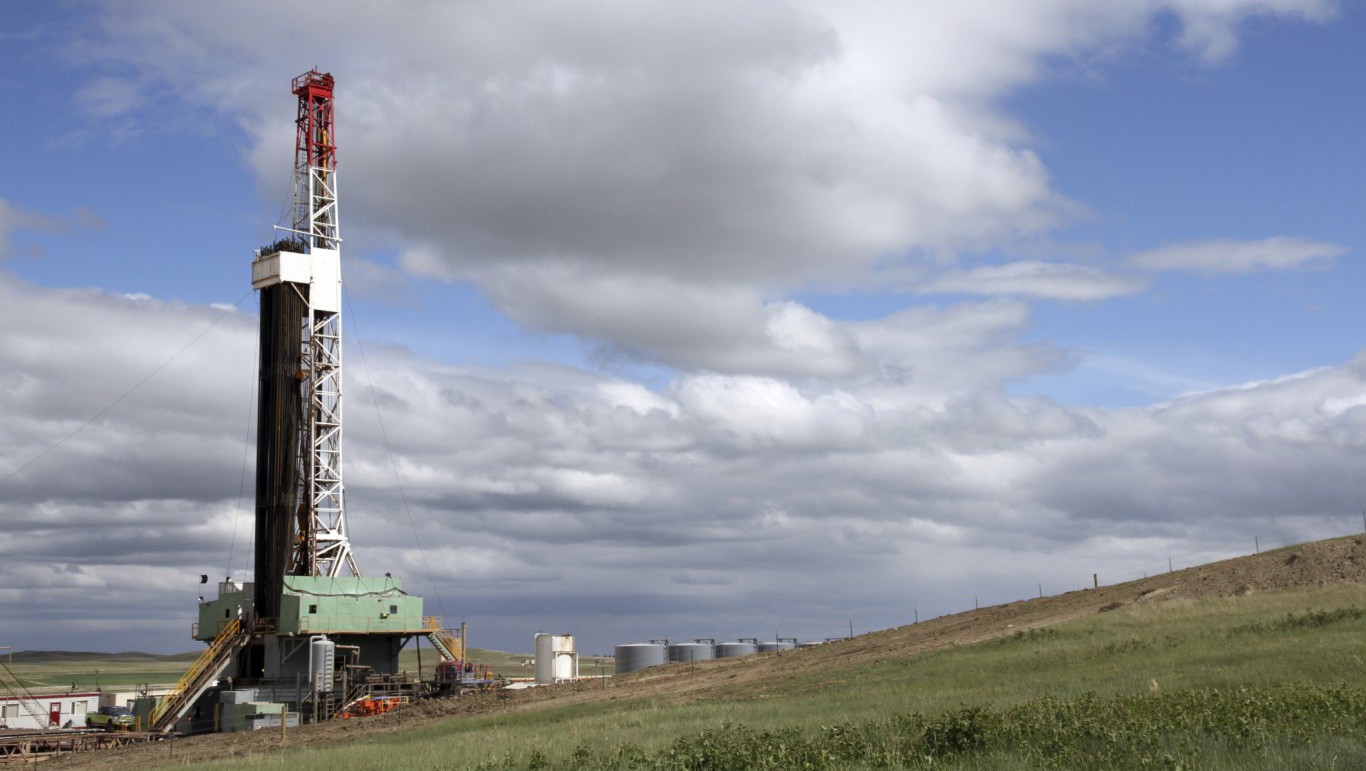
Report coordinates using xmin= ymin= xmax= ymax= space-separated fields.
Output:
xmin=309 ymin=637 xmax=335 ymax=693
xmin=535 ymin=633 xmax=579 ymax=684
xmin=756 ymin=641 xmax=795 ymax=654
xmin=669 ymin=641 xmax=715 ymax=663
xmin=715 ymin=641 xmax=757 ymax=658
xmin=614 ymin=643 xmax=667 ymax=674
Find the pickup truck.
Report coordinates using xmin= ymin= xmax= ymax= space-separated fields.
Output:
xmin=84 ymin=705 xmax=136 ymax=731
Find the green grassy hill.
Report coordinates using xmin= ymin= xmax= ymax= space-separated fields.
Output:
xmin=221 ymin=585 xmax=1366 ymax=770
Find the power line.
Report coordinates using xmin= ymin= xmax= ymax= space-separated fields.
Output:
xmin=0 ymin=289 xmax=253 ymax=490
xmin=226 ymin=302 xmax=260 ymax=580
xmin=343 ymin=285 xmax=448 ymax=620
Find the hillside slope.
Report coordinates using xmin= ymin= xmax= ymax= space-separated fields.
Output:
xmin=52 ymin=535 xmax=1366 ymax=769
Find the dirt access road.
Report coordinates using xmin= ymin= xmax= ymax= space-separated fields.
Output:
xmin=50 ymin=535 xmax=1366 ymax=769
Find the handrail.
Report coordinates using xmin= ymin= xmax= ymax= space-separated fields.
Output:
xmin=149 ymin=617 xmax=244 ymax=731
xmin=0 ymin=659 xmax=52 ymax=727
xmin=423 ymin=616 xmax=463 ymax=662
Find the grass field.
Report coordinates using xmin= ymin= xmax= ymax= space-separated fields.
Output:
xmin=3 ymin=645 xmax=541 ymax=693
xmin=165 ymin=583 xmax=1366 ymax=769
xmin=3 ymin=650 xmax=198 ymax=691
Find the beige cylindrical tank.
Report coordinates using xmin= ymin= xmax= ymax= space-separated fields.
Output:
xmin=535 ymin=633 xmax=578 ymax=684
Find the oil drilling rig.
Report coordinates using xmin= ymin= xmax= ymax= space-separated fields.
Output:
xmin=146 ymin=70 xmax=464 ymax=733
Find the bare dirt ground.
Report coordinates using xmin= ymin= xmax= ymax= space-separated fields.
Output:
xmin=48 ymin=535 xmax=1366 ymax=769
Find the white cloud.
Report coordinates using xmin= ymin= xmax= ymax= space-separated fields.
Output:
xmin=919 ymin=261 xmax=1148 ymax=301
xmin=673 ymin=374 xmax=874 ymax=450
xmin=73 ymin=75 xmax=145 ymax=118
xmin=1130 ymin=237 xmax=1347 ymax=275
xmin=1164 ymin=0 xmax=1338 ymax=62
xmin=475 ymin=263 xmax=867 ymax=376
xmin=66 ymin=0 xmax=1336 ymax=369
xmin=0 ymin=200 xmax=61 ymax=261
xmin=0 ymin=201 xmax=104 ymax=262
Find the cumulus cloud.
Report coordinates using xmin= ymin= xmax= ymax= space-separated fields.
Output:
xmin=849 ymin=300 xmax=1072 ymax=409
xmin=475 ymin=262 xmax=866 ymax=376
xmin=64 ymin=0 xmax=1336 ymax=370
xmin=673 ymin=375 xmax=874 ymax=450
xmin=1130 ymin=237 xmax=1347 ymax=275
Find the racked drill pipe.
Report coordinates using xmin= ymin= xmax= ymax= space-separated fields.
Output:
xmin=254 ymin=282 xmax=308 ymax=622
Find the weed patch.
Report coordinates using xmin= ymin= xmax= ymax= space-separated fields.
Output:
xmin=1230 ymin=607 xmax=1366 ymax=636
xmin=457 ymin=684 xmax=1366 ymax=770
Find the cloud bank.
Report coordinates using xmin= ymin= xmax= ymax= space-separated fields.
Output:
xmin=3 ymin=274 xmax=1363 ymax=652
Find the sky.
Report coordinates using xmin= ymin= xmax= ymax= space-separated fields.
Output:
xmin=2 ymin=0 xmax=1365 ymax=656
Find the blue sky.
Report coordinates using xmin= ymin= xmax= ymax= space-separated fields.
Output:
xmin=1007 ymin=8 xmax=1366 ymax=404
xmin=2 ymin=1 xmax=1365 ymax=654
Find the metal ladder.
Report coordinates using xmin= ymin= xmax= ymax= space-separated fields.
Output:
xmin=0 ymin=659 xmax=52 ymax=728
xmin=148 ymin=618 xmax=250 ymax=732
xmin=423 ymin=616 xmax=463 ymax=662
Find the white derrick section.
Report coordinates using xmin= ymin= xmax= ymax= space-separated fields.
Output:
xmin=291 ymin=162 xmax=358 ymax=578
xmin=304 ymin=302 xmax=355 ymax=577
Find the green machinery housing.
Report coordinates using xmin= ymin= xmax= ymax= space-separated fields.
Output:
xmin=197 ymin=577 xmax=428 ymax=679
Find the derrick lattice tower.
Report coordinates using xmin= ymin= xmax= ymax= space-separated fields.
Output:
xmin=288 ymin=70 xmax=353 ymax=580
xmin=251 ymin=69 xmax=356 ymax=623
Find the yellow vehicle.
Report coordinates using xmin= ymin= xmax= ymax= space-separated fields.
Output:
xmin=85 ymin=705 xmax=136 ymax=731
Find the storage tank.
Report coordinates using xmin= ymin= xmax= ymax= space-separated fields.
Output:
xmin=309 ymin=636 xmax=335 ymax=692
xmin=715 ymin=641 xmax=757 ymax=658
xmin=669 ymin=642 xmax=715 ymax=663
xmin=535 ymin=633 xmax=579 ymax=684
xmin=614 ymin=643 xmax=667 ymax=674
xmin=757 ymin=641 xmax=795 ymax=654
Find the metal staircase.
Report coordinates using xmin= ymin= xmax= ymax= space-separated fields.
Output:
xmin=0 ymin=659 xmax=51 ymax=728
xmin=149 ymin=618 xmax=251 ymax=733
xmin=424 ymin=616 xmax=463 ymax=662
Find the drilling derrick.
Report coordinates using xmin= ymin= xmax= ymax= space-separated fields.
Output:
xmin=287 ymin=69 xmax=354 ymax=581
xmin=178 ymin=71 xmax=451 ymax=733
xmin=252 ymin=71 xmax=355 ymax=624
xmin=205 ymin=68 xmax=433 ymax=679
